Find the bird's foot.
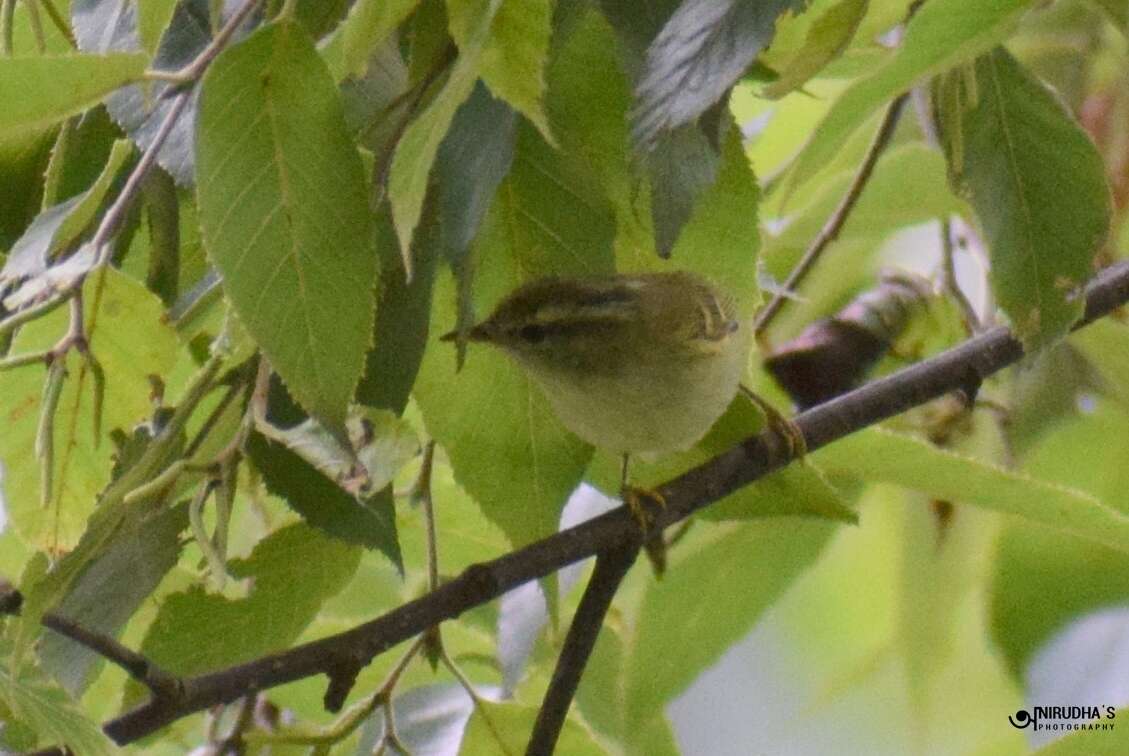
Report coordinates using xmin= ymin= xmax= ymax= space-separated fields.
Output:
xmin=623 ymin=486 xmax=667 ymax=577
xmin=742 ymin=386 xmax=807 ymax=461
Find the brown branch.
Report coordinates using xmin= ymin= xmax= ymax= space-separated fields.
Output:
xmin=91 ymin=259 xmax=1129 ymax=744
xmin=526 ymin=542 xmax=640 ymax=756
xmin=39 ymin=612 xmax=182 ymax=700
xmin=755 ymin=93 xmax=909 ymax=337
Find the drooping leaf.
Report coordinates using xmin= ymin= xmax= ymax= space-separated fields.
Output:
xmin=934 ymin=48 xmax=1111 ymax=348
xmin=357 ymin=209 xmax=440 ymax=414
xmin=448 ymin=0 xmax=554 ymax=144
xmin=813 ymin=427 xmax=1129 ymax=553
xmin=623 ymin=519 xmax=836 ymax=737
xmin=631 ymin=0 xmax=809 ymax=147
xmin=762 ymin=0 xmax=869 ymax=99
xmin=0 ymin=54 xmax=147 ymax=140
xmin=196 ymin=20 xmax=377 ymax=438
xmin=413 ymin=124 xmax=614 ymax=549
xmin=434 ymin=81 xmax=518 ymax=267
xmin=39 ymin=504 xmax=189 ymax=696
xmin=387 ymin=0 xmax=502 ymax=261
xmin=786 ymin=0 xmax=1039 ymax=193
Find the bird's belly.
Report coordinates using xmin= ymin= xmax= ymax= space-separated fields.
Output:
xmin=532 ymin=356 xmax=743 ymax=455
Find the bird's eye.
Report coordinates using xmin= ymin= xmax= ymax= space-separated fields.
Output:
xmin=518 ymin=324 xmax=547 ymax=344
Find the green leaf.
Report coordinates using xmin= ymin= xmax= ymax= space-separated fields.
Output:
xmin=786 ymin=0 xmax=1038 ymax=192
xmin=341 ymin=0 xmax=422 ymax=79
xmin=357 ymin=209 xmax=440 ymax=414
xmin=621 ymin=126 xmax=762 ymax=316
xmin=934 ymin=48 xmax=1111 ymax=348
xmin=646 ymin=126 xmax=720 ymax=258
xmin=763 ymin=0 xmax=869 ymax=99
xmin=0 ymin=54 xmax=147 ymax=139
xmin=129 ymin=523 xmax=360 ymax=697
xmin=39 ymin=504 xmax=189 ymax=696
xmin=0 ymin=270 xmax=180 ymax=551
xmin=245 ymin=410 xmax=408 ymax=568
xmin=387 ymin=0 xmax=502 ymax=260
xmin=461 ymin=700 xmax=605 ymax=755
xmin=414 ymin=124 xmax=614 ymax=549
xmin=989 ymin=399 xmax=1129 ymax=678
xmin=196 ymin=20 xmax=377 ymax=437
xmin=0 ymin=641 xmax=114 ymax=756
xmin=448 ymin=0 xmax=554 ymax=144
xmin=623 ymin=519 xmax=836 ymax=735
xmin=1072 ymin=318 xmax=1129 ymax=403
xmin=631 ymin=0 xmax=808 ymax=146
xmin=813 ymin=427 xmax=1129 ymax=552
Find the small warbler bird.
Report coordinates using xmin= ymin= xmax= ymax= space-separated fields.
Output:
xmin=443 ymin=271 xmax=751 ymax=460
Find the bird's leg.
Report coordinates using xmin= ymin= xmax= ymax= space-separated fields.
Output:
xmin=620 ymin=453 xmax=667 ymax=576
xmin=739 ymin=385 xmax=807 ymax=461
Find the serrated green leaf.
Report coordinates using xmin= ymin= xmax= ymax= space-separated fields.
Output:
xmin=813 ymin=427 xmax=1129 ymax=552
xmin=387 ymin=0 xmax=502 ymax=260
xmin=0 ymin=641 xmax=114 ymax=756
xmin=127 ymin=523 xmax=361 ymax=705
xmin=461 ymin=700 xmax=604 ymax=755
xmin=763 ymin=0 xmax=868 ymax=99
xmin=0 ymin=53 xmax=147 ymax=138
xmin=0 ymin=271 xmax=180 ymax=551
xmin=196 ymin=21 xmax=377 ymax=438
xmin=414 ymin=124 xmax=614 ymax=549
xmin=786 ymin=0 xmax=1038 ymax=193
xmin=341 ymin=0 xmax=421 ymax=79
xmin=448 ymin=0 xmax=554 ymax=144
xmin=934 ymin=48 xmax=1110 ymax=348
xmin=623 ymin=519 xmax=836 ymax=735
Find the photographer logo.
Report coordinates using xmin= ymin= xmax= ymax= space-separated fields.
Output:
xmin=1008 ymin=706 xmax=1116 ymax=732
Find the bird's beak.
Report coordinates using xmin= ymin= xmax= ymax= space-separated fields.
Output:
xmin=440 ymin=323 xmax=493 ymax=343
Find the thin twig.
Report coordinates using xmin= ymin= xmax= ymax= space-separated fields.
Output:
xmin=37 ymin=0 xmax=73 ymax=48
xmin=416 ymin=441 xmax=439 ymax=591
xmin=41 ymin=611 xmax=182 ymax=699
xmin=92 ymin=259 xmax=1129 ymax=744
xmin=755 ymin=93 xmax=909 ymax=337
xmin=23 ymin=0 xmax=45 ymax=53
xmin=1 ymin=0 xmax=15 ymax=55
xmin=526 ymin=542 xmax=639 ymax=756
xmin=940 ymin=217 xmax=981 ymax=333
